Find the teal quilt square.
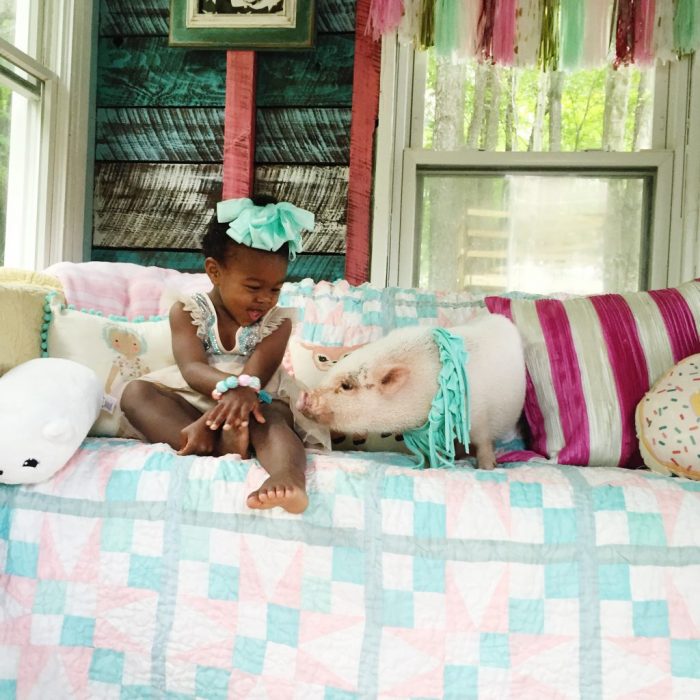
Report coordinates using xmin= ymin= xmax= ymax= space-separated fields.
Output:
xmin=592 ymin=486 xmax=626 ymax=511
xmin=332 ymin=547 xmax=364 ymax=584
xmin=6 ymin=541 xmax=38 ymax=578
xmin=628 ymin=513 xmax=666 ymax=546
xmin=335 ymin=470 xmax=361 ymax=497
xmin=184 ymin=480 xmax=213 ymax=512
xmin=233 ymin=637 xmax=266 ymax=675
xmin=598 ymin=564 xmax=631 ymax=600
xmin=382 ymin=590 xmax=414 ymax=628
xmin=89 ymin=649 xmax=124 ymax=684
xmin=324 ymin=688 xmax=360 ymax=700
xmin=121 ymin=686 xmax=155 ymax=700
xmin=106 ymin=471 xmax=140 ymax=501
xmin=180 ymin=525 xmax=210 ymax=562
xmin=633 ymin=600 xmax=669 ymax=637
xmin=61 ymin=615 xmax=95 ymax=646
xmin=509 ymin=598 xmax=544 ymax=634
xmin=0 ymin=681 xmax=16 ymax=697
xmin=414 ymin=502 xmax=446 ymax=539
xmin=33 ymin=580 xmax=67 ymax=614
xmin=672 ymin=640 xmax=700 ymax=678
xmin=100 ymin=518 xmax=133 ymax=553
xmin=545 ymin=563 xmax=579 ymax=599
xmin=195 ymin=666 xmax=230 ymax=700
xmin=543 ymin=509 xmax=577 ymax=544
xmin=143 ymin=452 xmax=177 ymax=471
xmin=208 ymin=564 xmax=239 ymax=601
xmin=444 ymin=665 xmax=477 ymax=699
xmin=0 ymin=504 xmax=10 ymax=539
xmin=302 ymin=577 xmax=331 ymax=613
xmin=215 ymin=459 xmax=247 ymax=482
xmin=413 ymin=557 xmax=445 ymax=593
xmin=480 ymin=633 xmax=510 ymax=668
xmin=268 ymin=604 xmax=300 ymax=647
xmin=128 ymin=555 xmax=162 ymax=591
xmin=383 ymin=474 xmax=414 ymax=501
xmin=510 ymin=482 xmax=542 ymax=508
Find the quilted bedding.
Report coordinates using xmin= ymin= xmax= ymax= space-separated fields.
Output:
xmin=1 ymin=440 xmax=700 ymax=698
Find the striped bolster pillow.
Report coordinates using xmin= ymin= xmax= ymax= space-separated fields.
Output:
xmin=485 ymin=280 xmax=700 ymax=467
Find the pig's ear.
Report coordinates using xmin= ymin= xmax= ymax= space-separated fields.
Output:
xmin=378 ymin=365 xmax=410 ymax=395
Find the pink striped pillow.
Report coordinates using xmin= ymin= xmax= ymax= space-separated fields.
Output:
xmin=485 ymin=280 xmax=700 ymax=467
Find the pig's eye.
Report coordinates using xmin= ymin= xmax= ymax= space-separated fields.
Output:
xmin=340 ymin=380 xmax=354 ymax=391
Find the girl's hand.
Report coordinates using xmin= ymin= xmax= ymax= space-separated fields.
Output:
xmin=206 ymin=386 xmax=266 ymax=431
xmin=178 ymin=414 xmax=217 ymax=456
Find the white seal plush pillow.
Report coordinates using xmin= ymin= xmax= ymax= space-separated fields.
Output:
xmin=636 ymin=354 xmax=700 ymax=479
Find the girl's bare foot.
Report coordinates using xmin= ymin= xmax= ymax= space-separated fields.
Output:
xmin=247 ymin=472 xmax=308 ymax=514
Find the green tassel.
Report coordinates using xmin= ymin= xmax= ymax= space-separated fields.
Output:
xmin=674 ymin=0 xmax=700 ymax=54
xmin=434 ymin=0 xmax=459 ymax=57
xmin=538 ymin=0 xmax=561 ymax=71
xmin=560 ymin=0 xmax=584 ymax=69
xmin=419 ymin=0 xmax=436 ymax=50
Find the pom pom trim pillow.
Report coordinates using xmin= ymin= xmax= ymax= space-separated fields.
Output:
xmin=41 ymin=293 xmax=174 ymax=437
xmin=485 ymin=280 xmax=700 ymax=467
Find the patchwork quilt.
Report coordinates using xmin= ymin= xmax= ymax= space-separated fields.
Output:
xmin=1 ymin=440 xmax=700 ymax=698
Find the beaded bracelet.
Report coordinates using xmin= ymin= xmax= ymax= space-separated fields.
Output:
xmin=211 ymin=374 xmax=272 ymax=403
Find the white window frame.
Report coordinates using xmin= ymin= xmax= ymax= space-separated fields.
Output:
xmin=2 ymin=0 xmax=94 ymax=270
xmin=371 ymin=37 xmax=700 ymax=292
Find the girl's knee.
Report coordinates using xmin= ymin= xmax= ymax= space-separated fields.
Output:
xmin=120 ymin=380 xmax=154 ymax=413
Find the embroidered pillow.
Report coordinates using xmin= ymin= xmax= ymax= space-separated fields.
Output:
xmin=42 ymin=295 xmax=174 ymax=437
xmin=485 ymin=280 xmax=700 ymax=467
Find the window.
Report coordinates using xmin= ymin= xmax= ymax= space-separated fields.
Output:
xmin=372 ymin=40 xmax=700 ymax=294
xmin=0 ymin=0 xmax=94 ymax=269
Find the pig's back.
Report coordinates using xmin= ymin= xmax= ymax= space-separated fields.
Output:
xmin=451 ymin=314 xmax=526 ymax=439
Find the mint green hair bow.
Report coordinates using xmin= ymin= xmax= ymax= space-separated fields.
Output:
xmin=216 ymin=197 xmax=314 ymax=261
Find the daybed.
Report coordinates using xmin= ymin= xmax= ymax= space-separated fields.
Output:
xmin=1 ymin=261 xmax=699 ymax=698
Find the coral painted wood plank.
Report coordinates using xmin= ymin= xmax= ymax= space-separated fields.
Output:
xmin=346 ymin=0 xmax=380 ymax=284
xmin=222 ymin=51 xmax=256 ymax=200
xmin=256 ymin=108 xmax=351 ymax=164
xmin=96 ymin=107 xmax=224 ymax=162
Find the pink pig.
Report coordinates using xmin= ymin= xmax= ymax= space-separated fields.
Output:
xmin=296 ymin=313 xmax=526 ymax=469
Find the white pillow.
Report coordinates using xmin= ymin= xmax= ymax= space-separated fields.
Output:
xmin=43 ymin=294 xmax=174 ymax=436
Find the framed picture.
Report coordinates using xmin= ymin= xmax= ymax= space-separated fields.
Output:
xmin=169 ymin=0 xmax=315 ymax=50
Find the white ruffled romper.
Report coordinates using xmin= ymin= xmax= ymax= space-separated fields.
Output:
xmin=124 ymin=292 xmax=330 ymax=451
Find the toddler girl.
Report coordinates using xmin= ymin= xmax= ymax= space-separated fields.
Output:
xmin=120 ymin=196 xmax=329 ymax=514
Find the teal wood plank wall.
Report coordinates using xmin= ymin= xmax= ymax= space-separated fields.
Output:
xmin=94 ymin=0 xmax=355 ymax=282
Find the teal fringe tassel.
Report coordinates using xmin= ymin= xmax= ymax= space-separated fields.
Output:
xmin=560 ymin=0 xmax=584 ymax=69
xmin=434 ymin=0 xmax=459 ymax=57
xmin=403 ymin=328 xmax=471 ymax=469
xmin=675 ymin=0 xmax=700 ymax=54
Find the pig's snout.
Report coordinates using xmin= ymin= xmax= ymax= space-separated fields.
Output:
xmin=296 ymin=390 xmax=334 ymax=426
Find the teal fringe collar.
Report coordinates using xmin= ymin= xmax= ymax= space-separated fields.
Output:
xmin=403 ymin=328 xmax=470 ymax=468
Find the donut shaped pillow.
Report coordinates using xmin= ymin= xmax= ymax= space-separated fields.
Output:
xmin=636 ymin=354 xmax=700 ymax=479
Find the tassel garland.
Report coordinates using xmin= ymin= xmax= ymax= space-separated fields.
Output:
xmin=367 ymin=0 xmax=700 ymax=68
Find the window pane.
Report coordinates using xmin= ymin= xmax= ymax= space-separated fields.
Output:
xmin=416 ymin=171 xmax=651 ymax=294
xmin=423 ymin=54 xmax=655 ymax=153
xmin=0 ymin=84 xmax=10 ymax=264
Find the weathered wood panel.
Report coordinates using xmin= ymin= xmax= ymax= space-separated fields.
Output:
xmin=99 ymin=0 xmax=169 ymax=37
xmin=256 ymin=34 xmax=354 ymax=108
xmin=97 ymin=37 xmax=227 ymax=107
xmin=223 ymin=52 xmax=256 ymax=199
xmin=96 ymin=108 xmax=224 ymax=161
xmin=255 ymin=164 xmax=347 ymax=253
xmin=92 ymin=247 xmax=346 ymax=281
xmin=317 ymin=0 xmax=356 ymax=33
xmin=346 ymin=0 xmax=380 ymax=284
xmin=94 ymin=163 xmax=223 ymax=249
xmin=256 ymin=108 xmax=351 ymax=164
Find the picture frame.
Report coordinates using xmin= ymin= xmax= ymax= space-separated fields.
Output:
xmin=169 ymin=0 xmax=315 ymax=50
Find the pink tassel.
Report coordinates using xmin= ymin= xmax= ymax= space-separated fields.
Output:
xmin=366 ymin=0 xmax=405 ymax=40
xmin=493 ymin=0 xmax=517 ymax=64
xmin=614 ymin=0 xmax=636 ymax=66
xmin=634 ymin=0 xmax=655 ymax=65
